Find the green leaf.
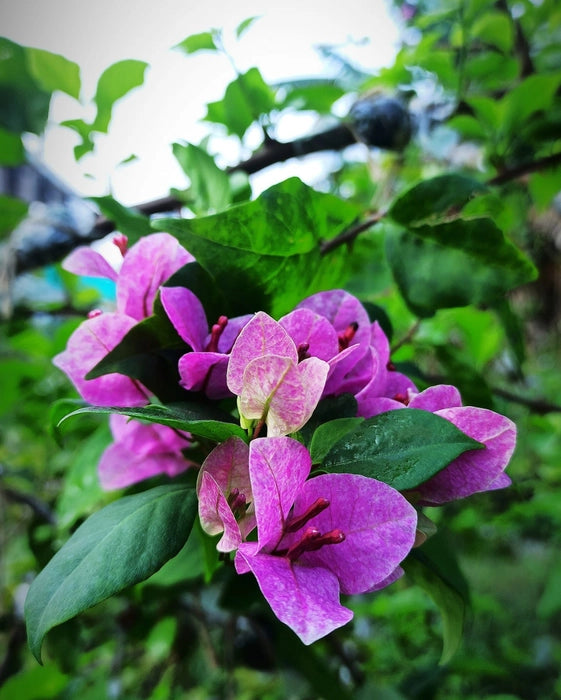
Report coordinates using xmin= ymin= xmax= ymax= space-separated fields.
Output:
xmin=55 ymin=423 xmax=110 ymax=530
xmin=26 ymin=47 xmax=81 ymax=99
xmin=92 ymin=59 xmax=148 ymax=132
xmin=89 ymin=194 xmax=153 ymax=243
xmin=173 ymin=31 xmax=218 ymax=55
xmin=235 ymin=16 xmax=261 ymax=39
xmin=322 ymin=409 xmax=483 ymax=491
xmin=537 ymin=556 xmax=561 ymax=618
xmin=59 ymin=117 xmax=96 ymax=160
xmin=471 ymin=12 xmax=514 ymax=53
xmin=309 ymin=417 xmax=364 ymax=464
xmin=0 ymin=127 xmax=24 ymax=165
xmin=25 ymin=484 xmax=197 ymax=663
xmin=0 ymin=195 xmax=28 ymax=237
xmin=435 ymin=345 xmax=494 ymax=409
xmin=403 ymin=531 xmax=470 ymax=664
xmin=385 ymin=218 xmax=537 ymax=317
xmin=389 ymin=174 xmax=487 ymax=227
xmin=279 ymin=81 xmax=345 ymax=114
xmin=299 ymin=394 xmax=358 ymax=447
xmin=492 ymin=298 xmax=526 ymax=370
xmin=502 ymin=71 xmax=561 ymax=133
xmin=57 ymin=403 xmax=246 ymax=443
xmin=204 ymin=67 xmax=276 ymax=139
xmin=447 ymin=115 xmax=487 ymax=141
xmin=153 ymin=177 xmax=361 ymax=316
xmin=0 ymin=37 xmax=51 ymax=134
xmin=0 ymin=665 xmax=68 ymax=700
xmin=466 ymin=96 xmax=503 ymax=132
xmin=172 ymin=142 xmax=232 ymax=214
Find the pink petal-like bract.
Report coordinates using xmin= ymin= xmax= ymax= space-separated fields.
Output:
xmin=160 ymin=286 xmax=208 ymax=350
xmin=279 ymin=308 xmax=339 ymax=361
xmin=415 ymin=406 xmax=517 ymax=504
xmin=249 ymin=437 xmax=311 ymax=551
xmin=288 ymin=473 xmax=418 ymax=594
xmin=197 ymin=437 xmax=255 ymax=550
xmin=62 ymin=246 xmax=118 ymax=282
xmin=52 ymin=312 xmax=148 ymax=406
xmin=297 ymin=289 xmax=371 ymax=350
xmin=116 ymin=233 xmax=194 ymax=320
xmin=234 ymin=549 xmax=353 ymax=645
xmin=408 ymin=385 xmax=463 ymax=411
xmin=98 ymin=415 xmax=192 ymax=490
xmin=178 ymin=352 xmax=231 ymax=399
xmin=227 ymin=312 xmax=297 ymax=395
xmin=240 ymin=355 xmax=328 ymax=436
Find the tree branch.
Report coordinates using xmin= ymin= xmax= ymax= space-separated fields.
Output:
xmin=320 ymin=211 xmax=386 ymax=255
xmin=487 ymin=151 xmax=561 ymax=186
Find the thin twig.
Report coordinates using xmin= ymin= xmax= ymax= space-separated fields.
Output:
xmin=320 ymin=210 xmax=386 ymax=256
xmin=1 ymin=485 xmax=56 ymax=524
xmin=418 ymin=371 xmax=561 ymax=414
xmin=492 ymin=387 xmax=561 ymax=414
xmin=487 ymin=152 xmax=561 ymax=186
xmin=391 ymin=320 xmax=421 ymax=353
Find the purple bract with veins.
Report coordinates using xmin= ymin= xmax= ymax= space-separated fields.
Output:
xmin=160 ymin=286 xmax=251 ymax=400
xmin=234 ymin=437 xmax=418 ymax=644
xmin=280 ymin=290 xmax=416 ymax=406
xmin=53 ymin=233 xmax=193 ymax=406
xmin=197 ymin=437 xmax=256 ymax=552
xmin=226 ymin=312 xmax=329 ymax=436
xmin=365 ymin=384 xmax=517 ymax=504
xmin=98 ymin=414 xmax=194 ymax=490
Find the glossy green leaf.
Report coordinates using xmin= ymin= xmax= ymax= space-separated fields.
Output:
xmin=0 ymin=127 xmax=24 ymax=165
xmin=57 ymin=402 xmax=246 ymax=443
xmin=26 ymin=47 xmax=81 ymax=99
xmin=92 ymin=59 xmax=148 ymax=132
xmin=173 ymin=31 xmax=218 ymax=55
xmin=172 ymin=142 xmax=232 ymax=214
xmin=403 ymin=531 xmax=470 ymax=664
xmin=25 ymin=484 xmax=198 ymax=663
xmin=309 ymin=417 xmax=364 ymax=464
xmin=89 ymin=194 xmax=153 ymax=243
xmin=204 ymin=67 xmax=276 ymax=138
xmin=0 ymin=37 xmax=51 ymax=134
xmin=153 ymin=177 xmax=360 ymax=316
xmin=322 ymin=409 xmax=483 ymax=490
xmin=299 ymin=394 xmax=358 ymax=446
xmin=0 ymin=195 xmax=28 ymax=237
xmin=385 ymin=219 xmax=537 ymax=317
xmin=389 ymin=174 xmax=487 ymax=227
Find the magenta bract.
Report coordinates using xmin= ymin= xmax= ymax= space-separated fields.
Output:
xmin=227 ymin=312 xmax=329 ymax=436
xmin=234 ymin=437 xmax=417 ymax=644
xmin=98 ymin=414 xmax=193 ymax=490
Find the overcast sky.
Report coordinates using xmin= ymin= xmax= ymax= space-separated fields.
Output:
xmin=2 ymin=0 xmax=401 ymax=204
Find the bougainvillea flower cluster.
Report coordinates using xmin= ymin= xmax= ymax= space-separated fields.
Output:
xmin=53 ymin=233 xmax=517 ymax=644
